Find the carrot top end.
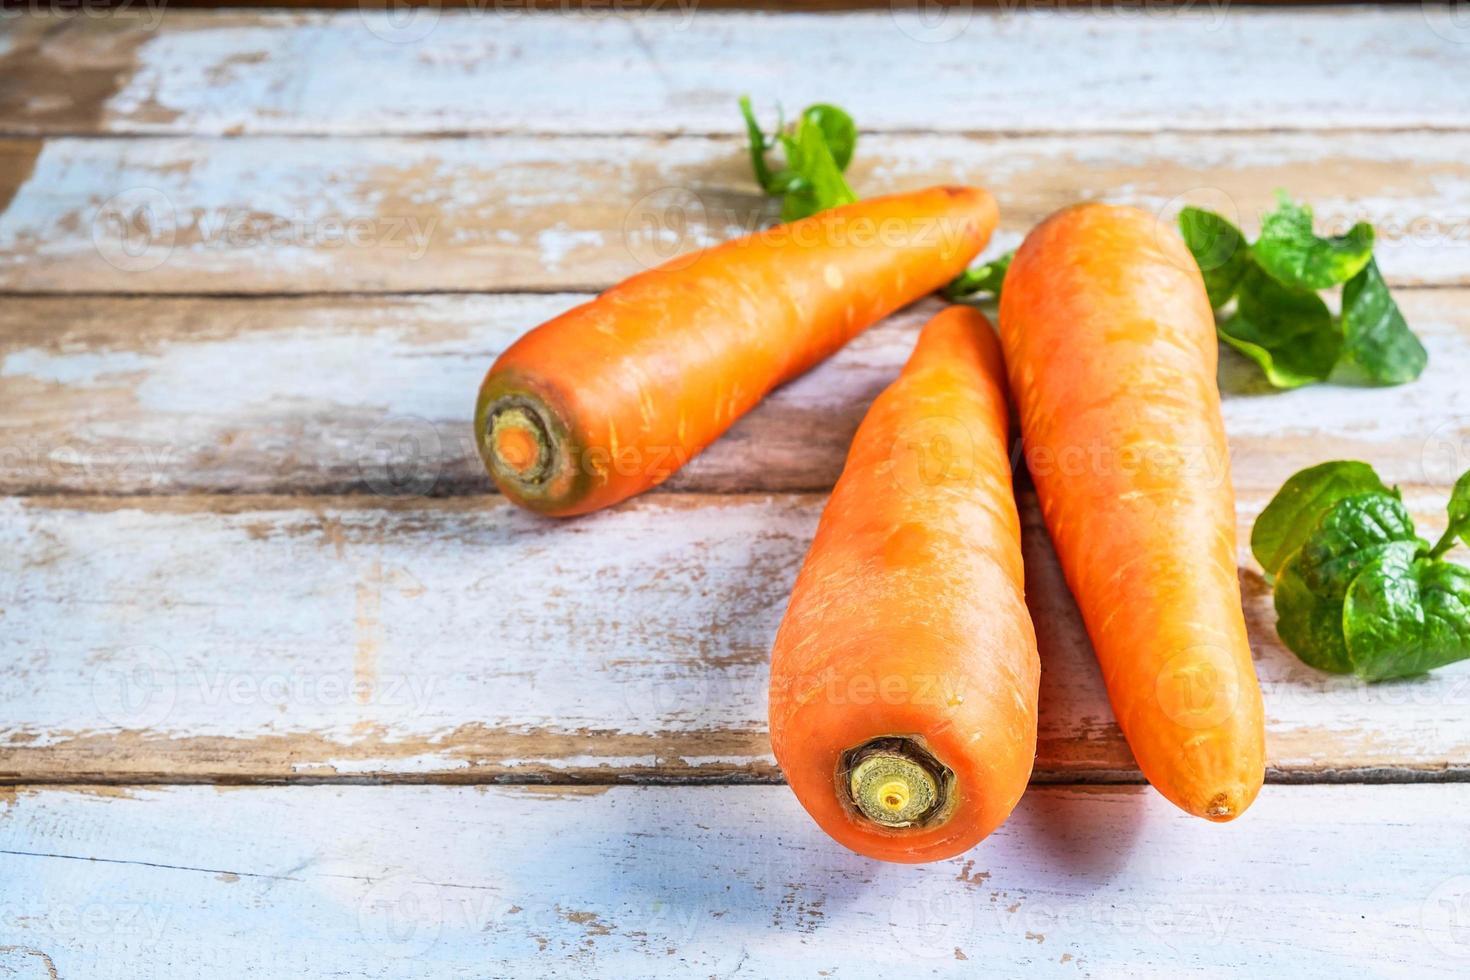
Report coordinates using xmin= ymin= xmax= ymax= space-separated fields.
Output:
xmin=475 ymin=381 xmax=588 ymax=513
xmin=841 ymin=736 xmax=954 ymax=831
xmin=490 ymin=408 xmax=548 ymax=479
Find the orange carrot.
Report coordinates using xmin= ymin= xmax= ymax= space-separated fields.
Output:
xmin=475 ymin=186 xmax=997 ymax=516
xmin=768 ymin=306 xmax=1039 ymax=863
xmin=998 ymin=203 xmax=1266 ymax=821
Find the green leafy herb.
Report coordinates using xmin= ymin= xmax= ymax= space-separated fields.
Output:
xmin=1252 ymin=193 xmax=1374 ymax=290
xmin=799 ymin=104 xmax=856 ymax=172
xmin=1250 ymin=460 xmax=1389 ymax=580
xmin=1342 ymin=554 xmax=1470 ymax=681
xmin=1178 ymin=206 xmax=1248 ymax=308
xmin=1340 ymin=259 xmax=1428 ymax=385
xmin=943 ymin=250 xmax=1012 ymax=302
xmin=739 ymin=97 xmax=857 ymax=222
xmin=1273 ymin=557 xmax=1353 ymax=674
xmin=1255 ymin=460 xmax=1470 ymax=681
xmin=1217 ymin=264 xmax=1340 ymax=389
xmin=1293 ymin=493 xmax=1423 ymax=599
xmin=1177 ymin=193 xmax=1426 ymax=390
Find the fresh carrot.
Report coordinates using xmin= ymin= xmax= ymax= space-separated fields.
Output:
xmin=768 ymin=306 xmax=1039 ymax=863
xmin=475 ymin=186 xmax=998 ymax=516
xmin=998 ymin=203 xmax=1266 ymax=821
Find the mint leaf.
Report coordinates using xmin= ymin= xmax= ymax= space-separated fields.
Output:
xmin=944 ymin=251 xmax=1012 ymax=301
xmin=1253 ymin=192 xmax=1374 ymax=290
xmin=1294 ymin=493 xmax=1424 ymax=600
xmin=1217 ymin=263 xmax=1340 ymax=388
xmin=1340 ymin=258 xmax=1427 ymax=386
xmin=1342 ymin=553 xmax=1470 ymax=681
xmin=739 ymin=98 xmax=858 ymax=223
xmin=1178 ymin=207 xmax=1248 ymax=308
xmin=1251 ymin=460 xmax=1389 ymax=579
xmin=1274 ymin=556 xmax=1353 ymax=674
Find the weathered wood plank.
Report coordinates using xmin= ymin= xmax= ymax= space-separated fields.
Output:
xmin=3 ymin=290 xmax=1467 ymax=497
xmin=2 ymin=783 xmax=1468 ymax=976
xmin=1 ymin=9 xmax=1465 ymax=137
xmin=3 ymin=492 xmax=1468 ymax=783
xmin=4 ymin=131 xmax=1470 ymax=293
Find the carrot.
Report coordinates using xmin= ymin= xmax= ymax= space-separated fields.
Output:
xmin=768 ymin=306 xmax=1039 ymax=863
xmin=475 ymin=186 xmax=998 ymax=516
xmin=998 ymin=203 xmax=1266 ymax=821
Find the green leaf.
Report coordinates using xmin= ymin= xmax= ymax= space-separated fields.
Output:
xmin=1251 ymin=460 xmax=1389 ymax=579
xmin=943 ymin=251 xmax=1012 ymax=301
xmin=1217 ymin=263 xmax=1340 ymax=388
xmin=739 ymin=98 xmax=858 ymax=223
xmin=1451 ymin=470 xmax=1470 ymax=547
xmin=1178 ymin=207 xmax=1249 ymax=308
xmin=738 ymin=95 xmax=776 ymax=193
xmin=1273 ymin=556 xmax=1353 ymax=674
xmin=776 ymin=116 xmax=858 ymax=221
xmin=799 ymin=104 xmax=856 ymax=172
xmin=1294 ymin=493 xmax=1424 ymax=600
xmin=1342 ymin=553 xmax=1470 ymax=681
xmin=1252 ymin=192 xmax=1375 ymax=290
xmin=1340 ymin=258 xmax=1427 ymax=386
xmin=1429 ymin=469 xmax=1470 ymax=559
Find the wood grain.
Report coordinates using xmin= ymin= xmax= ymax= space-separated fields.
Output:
xmin=3 ymin=783 xmax=1469 ymax=976
xmin=1 ymin=9 xmax=1465 ymax=137
xmin=3 ymin=291 xmax=1467 ymax=497
xmin=3 ymin=491 xmax=1469 ymax=783
xmin=4 ymin=131 xmax=1470 ymax=293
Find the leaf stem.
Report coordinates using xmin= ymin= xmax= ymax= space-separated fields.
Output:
xmin=1428 ymin=525 xmax=1461 ymax=560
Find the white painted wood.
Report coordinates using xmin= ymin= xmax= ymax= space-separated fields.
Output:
xmin=2 ymin=783 xmax=1469 ymax=977
xmin=4 ymin=131 xmax=1470 ymax=292
xmin=0 ymin=292 xmax=920 ymax=496
xmin=2 ymin=9 xmax=1467 ymax=136
xmin=3 ymin=491 xmax=1469 ymax=782
xmin=2 ymin=290 xmax=1467 ymax=497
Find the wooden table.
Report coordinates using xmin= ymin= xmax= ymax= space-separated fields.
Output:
xmin=3 ymin=5 xmax=1470 ymax=976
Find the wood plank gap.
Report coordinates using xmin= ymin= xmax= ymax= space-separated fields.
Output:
xmin=2 ymin=765 xmax=1468 ymax=789
xmin=9 ymin=123 xmax=1470 ymax=141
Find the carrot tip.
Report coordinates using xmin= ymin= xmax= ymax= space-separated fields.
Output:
xmin=1202 ymin=792 xmax=1239 ymax=821
xmin=841 ymin=736 xmax=955 ymax=830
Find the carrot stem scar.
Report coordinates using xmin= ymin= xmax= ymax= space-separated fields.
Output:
xmin=843 ymin=737 xmax=952 ymax=829
xmin=486 ymin=401 xmax=553 ymax=487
